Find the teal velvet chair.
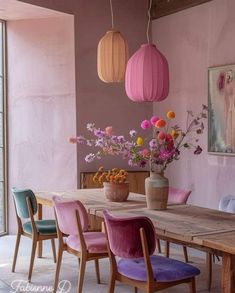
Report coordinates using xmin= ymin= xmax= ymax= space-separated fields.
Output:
xmin=11 ymin=188 xmax=57 ymax=282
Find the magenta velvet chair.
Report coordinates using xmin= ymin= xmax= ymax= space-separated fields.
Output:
xmin=52 ymin=196 xmax=108 ymax=293
xmin=103 ymin=210 xmax=200 ymax=293
xmin=164 ymin=187 xmax=192 ymax=262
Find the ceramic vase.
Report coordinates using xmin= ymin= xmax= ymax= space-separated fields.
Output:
xmin=103 ymin=182 xmax=129 ymax=202
xmin=145 ymin=172 xmax=169 ymax=210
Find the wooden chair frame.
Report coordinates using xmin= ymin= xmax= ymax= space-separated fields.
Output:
xmin=12 ymin=197 xmax=57 ymax=282
xmin=104 ymin=224 xmax=196 ymax=293
xmin=164 ymin=240 xmax=189 ymax=262
xmin=53 ymin=210 xmax=108 ymax=293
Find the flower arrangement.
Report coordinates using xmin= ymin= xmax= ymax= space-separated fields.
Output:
xmin=70 ymin=105 xmax=208 ymax=173
xmin=93 ymin=167 xmax=128 ymax=184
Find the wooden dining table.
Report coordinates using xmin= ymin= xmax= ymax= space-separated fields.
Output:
xmin=36 ymin=188 xmax=235 ymax=293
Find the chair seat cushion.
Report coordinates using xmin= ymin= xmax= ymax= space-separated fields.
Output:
xmin=118 ymin=255 xmax=200 ymax=282
xmin=66 ymin=232 xmax=107 ymax=253
xmin=23 ymin=220 xmax=57 ymax=235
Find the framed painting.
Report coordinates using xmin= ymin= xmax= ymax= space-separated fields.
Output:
xmin=208 ymin=64 xmax=235 ymax=155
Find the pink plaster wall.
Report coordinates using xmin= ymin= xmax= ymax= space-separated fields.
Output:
xmin=8 ymin=16 xmax=76 ymax=233
xmin=152 ymin=0 xmax=235 ymax=209
xmin=7 ymin=1 xmax=152 ymax=233
xmin=19 ymin=0 xmax=152 ymax=179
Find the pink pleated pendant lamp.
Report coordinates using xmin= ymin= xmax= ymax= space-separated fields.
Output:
xmin=125 ymin=0 xmax=169 ymax=102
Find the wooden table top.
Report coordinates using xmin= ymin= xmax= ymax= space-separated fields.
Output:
xmin=36 ymin=188 xmax=235 ymax=254
xmin=103 ymin=205 xmax=235 ymax=244
xmin=36 ymin=188 xmax=147 ymax=211
xmin=194 ymin=231 xmax=235 ymax=254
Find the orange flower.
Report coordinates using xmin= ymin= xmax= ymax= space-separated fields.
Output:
xmin=105 ymin=126 xmax=113 ymax=136
xmin=167 ymin=111 xmax=175 ymax=119
xmin=155 ymin=119 xmax=166 ymax=128
xmin=69 ymin=137 xmax=77 ymax=144
xmin=171 ymin=130 xmax=179 ymax=139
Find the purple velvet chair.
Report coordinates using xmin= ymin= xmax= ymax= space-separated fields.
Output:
xmin=164 ymin=187 xmax=191 ymax=263
xmin=52 ymin=196 xmax=108 ymax=293
xmin=103 ymin=210 xmax=200 ymax=293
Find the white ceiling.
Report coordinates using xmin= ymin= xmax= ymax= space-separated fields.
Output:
xmin=0 ymin=0 xmax=69 ymax=20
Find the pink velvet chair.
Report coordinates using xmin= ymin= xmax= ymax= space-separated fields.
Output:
xmin=52 ymin=196 xmax=108 ymax=293
xmin=168 ymin=187 xmax=191 ymax=205
xmin=164 ymin=187 xmax=192 ymax=262
xmin=103 ymin=210 xmax=200 ymax=293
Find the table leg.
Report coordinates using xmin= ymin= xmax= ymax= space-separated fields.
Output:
xmin=37 ymin=203 xmax=43 ymax=258
xmin=221 ymin=253 xmax=235 ymax=293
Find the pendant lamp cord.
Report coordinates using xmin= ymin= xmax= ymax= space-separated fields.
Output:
xmin=147 ymin=0 xmax=152 ymax=43
xmin=110 ymin=0 xmax=114 ymax=28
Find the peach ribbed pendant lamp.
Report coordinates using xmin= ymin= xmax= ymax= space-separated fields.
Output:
xmin=125 ymin=0 xmax=169 ymax=102
xmin=97 ymin=0 xmax=129 ymax=83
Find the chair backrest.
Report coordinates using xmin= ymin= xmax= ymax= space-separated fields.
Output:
xmin=12 ymin=188 xmax=37 ymax=219
xmin=52 ymin=196 xmax=89 ymax=235
xmin=103 ymin=210 xmax=156 ymax=259
xmin=219 ymin=195 xmax=235 ymax=213
xmin=168 ymin=187 xmax=191 ymax=204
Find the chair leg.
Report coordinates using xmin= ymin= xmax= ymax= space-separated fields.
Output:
xmin=12 ymin=232 xmax=21 ymax=272
xmin=206 ymin=252 xmax=212 ymax=291
xmin=53 ymin=244 xmax=63 ymax=293
xmin=156 ymin=238 xmax=161 ymax=253
xmin=189 ymin=277 xmax=196 ymax=293
xmin=77 ymin=257 xmax=86 ymax=293
xmin=94 ymin=259 xmax=101 ymax=284
xmin=183 ymin=246 xmax=189 ymax=263
xmin=51 ymin=239 xmax=56 ymax=263
xmin=28 ymin=237 xmax=37 ymax=282
xmin=165 ymin=241 xmax=169 ymax=257
xmin=108 ymin=273 xmax=115 ymax=293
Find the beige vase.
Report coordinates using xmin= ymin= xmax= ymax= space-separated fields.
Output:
xmin=103 ymin=182 xmax=129 ymax=202
xmin=145 ymin=172 xmax=169 ymax=210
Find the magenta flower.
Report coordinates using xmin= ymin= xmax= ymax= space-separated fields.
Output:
xmin=141 ymin=120 xmax=151 ymax=129
xmin=150 ymin=116 xmax=159 ymax=125
xmin=71 ymin=105 xmax=207 ymax=173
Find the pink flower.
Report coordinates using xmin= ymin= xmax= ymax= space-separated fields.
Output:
xmin=140 ymin=148 xmax=150 ymax=157
xmin=141 ymin=120 xmax=151 ymax=129
xmin=105 ymin=126 xmax=113 ymax=136
xmin=150 ymin=116 xmax=159 ymax=125
xmin=158 ymin=131 xmax=166 ymax=140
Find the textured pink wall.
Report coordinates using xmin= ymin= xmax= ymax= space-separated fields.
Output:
xmin=8 ymin=16 xmax=76 ymax=232
xmin=74 ymin=0 xmax=152 ymax=175
xmin=152 ymin=0 xmax=235 ymax=209
xmin=7 ymin=1 xmax=151 ymax=233
xmin=19 ymin=0 xmax=152 ymax=179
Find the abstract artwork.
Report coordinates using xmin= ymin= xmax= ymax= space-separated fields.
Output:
xmin=208 ymin=64 xmax=235 ymax=155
